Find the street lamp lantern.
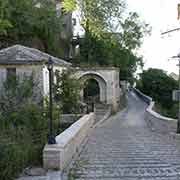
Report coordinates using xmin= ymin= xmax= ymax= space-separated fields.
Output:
xmin=47 ymin=56 xmax=53 ymax=70
xmin=47 ymin=57 xmax=56 ymax=144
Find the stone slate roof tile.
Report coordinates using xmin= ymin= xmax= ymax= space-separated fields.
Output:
xmin=0 ymin=45 xmax=71 ymax=66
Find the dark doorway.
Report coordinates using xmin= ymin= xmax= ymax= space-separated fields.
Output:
xmin=83 ymin=79 xmax=100 ymax=103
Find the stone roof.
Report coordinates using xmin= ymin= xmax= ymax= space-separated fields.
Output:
xmin=0 ymin=45 xmax=71 ymax=66
xmin=75 ymin=66 xmax=120 ymax=71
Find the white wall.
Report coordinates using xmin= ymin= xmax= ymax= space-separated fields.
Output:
xmin=0 ymin=68 xmax=6 ymax=90
xmin=42 ymin=65 xmax=49 ymax=97
xmin=0 ymin=65 xmax=44 ymax=98
xmin=43 ymin=113 xmax=95 ymax=170
xmin=17 ymin=65 xmax=44 ymax=96
xmin=0 ymin=65 xmax=68 ymax=99
xmin=42 ymin=66 xmax=67 ymax=97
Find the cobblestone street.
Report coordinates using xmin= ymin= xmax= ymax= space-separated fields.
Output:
xmin=69 ymin=92 xmax=180 ymax=180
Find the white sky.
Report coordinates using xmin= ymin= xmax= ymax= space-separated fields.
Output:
xmin=127 ymin=0 xmax=180 ymax=74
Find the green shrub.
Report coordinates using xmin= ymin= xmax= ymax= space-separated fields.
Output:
xmin=53 ymin=69 xmax=82 ymax=114
xmin=137 ymin=68 xmax=178 ymax=118
xmin=0 ymin=74 xmax=61 ymax=180
xmin=0 ymin=105 xmax=49 ymax=180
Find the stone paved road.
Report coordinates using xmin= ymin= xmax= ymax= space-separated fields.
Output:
xmin=68 ymin=92 xmax=180 ymax=180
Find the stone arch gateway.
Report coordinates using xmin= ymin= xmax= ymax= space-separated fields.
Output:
xmin=75 ymin=67 xmax=121 ymax=111
xmin=79 ymin=73 xmax=107 ymax=103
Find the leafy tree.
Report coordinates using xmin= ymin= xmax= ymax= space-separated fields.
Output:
xmin=74 ymin=0 xmax=150 ymax=47
xmin=0 ymin=74 xmax=42 ymax=127
xmin=77 ymin=32 xmax=144 ymax=81
xmin=30 ymin=0 xmax=63 ymax=54
xmin=0 ymin=73 xmax=63 ymax=180
xmin=63 ymin=0 xmax=150 ymax=44
xmin=64 ymin=0 xmax=126 ymax=37
xmin=53 ymin=69 xmax=82 ymax=114
xmin=0 ymin=74 xmax=46 ymax=180
xmin=136 ymin=68 xmax=178 ymax=118
xmin=0 ymin=0 xmax=63 ymax=56
xmin=0 ymin=0 xmax=12 ymax=35
xmin=64 ymin=0 xmax=150 ymax=82
xmin=0 ymin=19 xmax=12 ymax=35
xmin=119 ymin=12 xmax=150 ymax=50
xmin=83 ymin=79 xmax=100 ymax=102
xmin=62 ymin=0 xmax=77 ymax=12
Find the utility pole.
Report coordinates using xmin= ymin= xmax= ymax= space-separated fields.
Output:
xmin=171 ymin=55 xmax=180 ymax=134
xmin=161 ymin=4 xmax=180 ymax=35
xmin=161 ymin=4 xmax=180 ymax=133
xmin=161 ymin=27 xmax=180 ymax=35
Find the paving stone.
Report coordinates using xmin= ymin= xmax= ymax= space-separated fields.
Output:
xmin=68 ymin=92 xmax=180 ymax=180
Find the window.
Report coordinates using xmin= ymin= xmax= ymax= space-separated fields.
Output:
xmin=6 ymin=68 xmax=16 ymax=81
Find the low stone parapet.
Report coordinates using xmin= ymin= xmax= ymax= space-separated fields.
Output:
xmin=43 ymin=113 xmax=95 ymax=171
xmin=133 ymin=88 xmax=152 ymax=105
xmin=134 ymin=88 xmax=177 ymax=134
xmin=146 ymin=101 xmax=177 ymax=133
xmin=60 ymin=114 xmax=83 ymax=124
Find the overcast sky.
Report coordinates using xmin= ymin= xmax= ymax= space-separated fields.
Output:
xmin=127 ymin=0 xmax=180 ymax=74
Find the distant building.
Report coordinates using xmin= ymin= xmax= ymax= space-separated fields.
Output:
xmin=169 ymin=72 xmax=178 ymax=81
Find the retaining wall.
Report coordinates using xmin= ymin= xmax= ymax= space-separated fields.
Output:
xmin=134 ymin=88 xmax=177 ymax=134
xmin=43 ymin=113 xmax=95 ymax=171
xmin=60 ymin=114 xmax=83 ymax=124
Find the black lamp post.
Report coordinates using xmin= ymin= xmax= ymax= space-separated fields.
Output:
xmin=47 ymin=57 xmax=56 ymax=144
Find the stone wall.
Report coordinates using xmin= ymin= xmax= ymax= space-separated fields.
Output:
xmin=0 ymin=68 xmax=6 ymax=89
xmin=134 ymin=88 xmax=177 ymax=134
xmin=43 ymin=113 xmax=95 ymax=171
xmin=17 ymin=65 xmax=44 ymax=97
xmin=133 ymin=88 xmax=152 ymax=105
xmin=0 ymin=65 xmax=44 ymax=97
xmin=75 ymin=67 xmax=121 ymax=112
xmin=0 ymin=65 xmax=67 ymax=98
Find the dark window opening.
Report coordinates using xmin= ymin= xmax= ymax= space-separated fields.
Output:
xmin=6 ymin=68 xmax=16 ymax=83
xmin=83 ymin=79 xmax=100 ymax=103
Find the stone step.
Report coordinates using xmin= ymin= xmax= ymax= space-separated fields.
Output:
xmin=75 ymin=160 xmax=173 ymax=166
xmin=75 ymin=178 xmax=178 ymax=180
xmin=67 ymin=94 xmax=180 ymax=180
xmin=73 ymin=167 xmax=179 ymax=177
xmin=74 ymin=176 xmax=178 ymax=180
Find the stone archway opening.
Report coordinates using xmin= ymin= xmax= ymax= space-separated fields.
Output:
xmin=75 ymin=67 xmax=120 ymax=111
xmin=79 ymin=73 xmax=107 ymax=104
xmin=83 ymin=79 xmax=100 ymax=103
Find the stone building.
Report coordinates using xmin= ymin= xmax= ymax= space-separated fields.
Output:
xmin=75 ymin=67 xmax=121 ymax=111
xmin=0 ymin=45 xmax=121 ymax=110
xmin=0 ymin=45 xmax=71 ymax=97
